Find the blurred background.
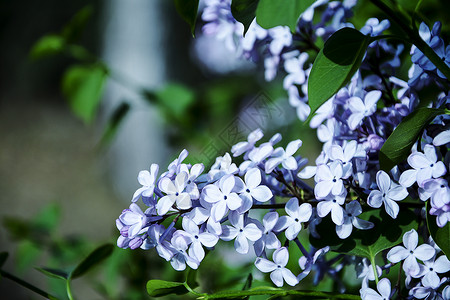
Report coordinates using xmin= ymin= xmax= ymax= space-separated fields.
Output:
xmin=0 ymin=0 xmax=319 ymax=298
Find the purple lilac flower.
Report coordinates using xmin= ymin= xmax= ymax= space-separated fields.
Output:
xmin=231 ymin=128 xmax=264 ymax=158
xmin=255 ymin=247 xmax=299 ymax=287
xmin=168 ymin=235 xmax=200 ymax=271
xmin=336 ymin=200 xmax=374 ymax=239
xmin=132 ymin=163 xmax=159 ymax=202
xmin=265 ymin=139 xmax=302 ymax=174
xmin=156 ymin=171 xmax=191 ymax=215
xmin=314 ymin=161 xmax=345 ymax=199
xmin=360 ymin=278 xmax=392 ymax=300
xmin=316 ymin=191 xmax=345 ymax=226
xmin=274 ymin=198 xmax=312 ymax=240
xmin=220 ymin=211 xmax=262 ymax=254
xmin=414 ymin=254 xmax=450 ymax=287
xmin=253 ymin=211 xmax=282 ymax=256
xmin=347 ymin=90 xmax=381 ymax=130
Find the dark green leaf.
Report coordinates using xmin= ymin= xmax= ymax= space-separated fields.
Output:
xmin=379 ymin=108 xmax=445 ymax=171
xmin=33 ymin=203 xmax=60 ymax=232
xmin=174 ymin=0 xmax=199 ymax=36
xmin=231 ymin=0 xmax=260 ymax=34
xmin=426 ymin=202 xmax=450 ymax=259
xmin=146 ymin=280 xmax=189 ymax=297
xmin=62 ymin=64 xmax=108 ymax=124
xmin=0 ymin=252 xmax=8 ymax=268
xmin=16 ymin=241 xmax=42 ymax=272
xmin=100 ymin=102 xmax=130 ymax=146
xmin=35 ymin=267 xmax=68 ymax=281
xmin=70 ymin=244 xmax=114 ymax=279
xmin=29 ymin=35 xmax=66 ymax=60
xmin=156 ymin=83 xmax=195 ymax=120
xmin=310 ymin=208 xmax=418 ymax=259
xmin=307 ymin=27 xmax=370 ymax=122
xmin=242 ymin=273 xmax=253 ymax=290
xmin=61 ymin=5 xmax=94 ymax=42
xmin=256 ymin=0 xmax=316 ymax=32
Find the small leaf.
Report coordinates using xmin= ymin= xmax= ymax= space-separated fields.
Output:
xmin=70 ymin=244 xmax=114 ymax=279
xmin=146 ymin=280 xmax=189 ymax=297
xmin=99 ymin=102 xmax=130 ymax=146
xmin=61 ymin=5 xmax=94 ymax=42
xmin=35 ymin=267 xmax=68 ymax=281
xmin=231 ymin=0 xmax=260 ymax=34
xmin=426 ymin=202 xmax=450 ymax=259
xmin=174 ymin=0 xmax=199 ymax=36
xmin=256 ymin=0 xmax=316 ymax=32
xmin=62 ymin=64 xmax=108 ymax=124
xmin=307 ymin=27 xmax=370 ymax=122
xmin=379 ymin=108 xmax=444 ymax=171
xmin=310 ymin=208 xmax=418 ymax=259
xmin=156 ymin=83 xmax=195 ymax=120
xmin=0 ymin=252 xmax=8 ymax=268
xmin=33 ymin=203 xmax=60 ymax=232
xmin=29 ymin=35 xmax=66 ymax=60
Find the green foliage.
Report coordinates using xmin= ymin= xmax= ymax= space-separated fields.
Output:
xmin=61 ymin=5 xmax=94 ymax=42
xmin=231 ymin=0 xmax=260 ymax=34
xmin=155 ymin=82 xmax=196 ymax=121
xmin=70 ymin=243 xmax=114 ymax=279
xmin=0 ymin=252 xmax=8 ymax=268
xmin=310 ymin=208 xmax=418 ymax=259
xmin=100 ymin=102 xmax=130 ymax=146
xmin=379 ymin=108 xmax=445 ymax=171
xmin=61 ymin=64 xmax=108 ymax=124
xmin=146 ymin=279 xmax=189 ymax=297
xmin=426 ymin=202 xmax=450 ymax=260
xmin=29 ymin=35 xmax=66 ymax=60
xmin=174 ymin=0 xmax=200 ymax=36
xmin=35 ymin=267 xmax=69 ymax=281
xmin=307 ymin=27 xmax=370 ymax=122
xmin=256 ymin=0 xmax=316 ymax=32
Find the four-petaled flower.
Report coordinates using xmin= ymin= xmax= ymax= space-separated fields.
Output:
xmin=132 ymin=164 xmax=159 ymax=202
xmin=360 ymin=278 xmax=392 ymax=300
xmin=156 ymin=171 xmax=191 ymax=215
xmin=255 ymin=247 xmax=299 ymax=287
xmin=221 ymin=211 xmax=262 ymax=254
xmin=274 ymin=198 xmax=312 ymax=240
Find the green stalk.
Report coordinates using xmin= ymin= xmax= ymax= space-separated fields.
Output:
xmin=0 ymin=269 xmax=59 ymax=300
xmin=368 ymin=0 xmax=450 ymax=80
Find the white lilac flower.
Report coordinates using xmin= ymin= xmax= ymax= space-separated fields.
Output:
xmin=156 ymin=171 xmax=191 ymax=215
xmin=316 ymin=191 xmax=345 ymax=226
xmin=317 ymin=118 xmax=336 ymax=150
xmin=231 ymin=128 xmax=264 ymax=158
xmin=162 ymin=149 xmax=188 ymax=178
xmin=360 ymin=278 xmax=392 ymax=300
xmin=298 ymin=246 xmax=329 ymax=281
xmin=314 ymin=161 xmax=345 ymax=199
xmin=287 ymin=85 xmax=311 ymax=121
xmin=420 ymin=178 xmax=450 ymax=209
xmin=274 ymin=198 xmax=312 ymax=240
xmin=178 ymin=163 xmax=205 ymax=200
xmin=414 ymin=254 xmax=450 ymax=287
xmin=329 ymin=140 xmax=358 ymax=178
xmin=174 ymin=217 xmax=218 ymax=261
xmin=168 ymin=235 xmax=200 ymax=271
xmin=208 ymin=153 xmax=239 ymax=182
xmin=409 ymin=277 xmax=447 ymax=299
xmin=220 ymin=211 xmax=262 ymax=254
xmin=236 ymin=168 xmax=273 ymax=210
xmin=264 ymin=55 xmax=280 ymax=81
xmin=241 ymin=20 xmax=267 ymax=52
xmin=387 ymin=229 xmax=435 ymax=276
xmin=119 ymin=203 xmax=149 ymax=238
xmin=265 ymin=139 xmax=302 ymax=173
xmin=336 ymin=200 xmax=374 ymax=239
xmin=255 ymin=247 xmax=299 ymax=287
xmin=310 ymin=98 xmax=335 ymax=128
xmin=202 ymin=174 xmax=242 ymax=222
xmin=355 ymin=258 xmax=382 ymax=289
xmin=141 ymin=224 xmax=173 ymax=261
xmin=283 ymin=52 xmax=309 ymax=89
xmin=253 ymin=211 xmax=282 ymax=256
xmin=132 ymin=163 xmax=159 ymax=202
xmin=268 ymin=26 xmax=292 ymax=55
xmin=433 ymin=129 xmax=450 ymax=146
xmin=399 ymin=145 xmax=446 ymax=187
xmin=347 ymin=90 xmax=381 ymax=130
xmin=239 ymin=143 xmax=274 ymax=174
xmin=297 ymin=151 xmax=328 ymax=180
xmin=367 ymin=170 xmax=408 ymax=219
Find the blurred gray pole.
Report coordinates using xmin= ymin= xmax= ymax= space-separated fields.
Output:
xmin=102 ymin=0 xmax=168 ymax=202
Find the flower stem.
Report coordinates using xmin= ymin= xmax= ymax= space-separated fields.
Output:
xmin=0 ymin=269 xmax=58 ymax=300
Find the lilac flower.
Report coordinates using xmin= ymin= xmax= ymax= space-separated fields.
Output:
xmin=329 ymin=140 xmax=358 ymax=178
xmin=336 ymin=200 xmax=374 ymax=239
xmin=268 ymin=26 xmax=292 ymax=55
xmin=156 ymin=171 xmax=191 ymax=215
xmin=162 ymin=149 xmax=188 ymax=178
xmin=207 ymin=153 xmax=239 ymax=182
xmin=421 ymin=178 xmax=450 ymax=210
xmin=235 ymin=168 xmax=273 ymax=213
xmin=231 ymin=128 xmax=264 ymax=158
xmin=414 ymin=254 xmax=450 ymax=287
xmin=298 ymin=246 xmax=329 ymax=281
xmin=221 ymin=211 xmax=262 ymax=254
xmin=141 ymin=224 xmax=173 ymax=261
xmin=168 ymin=235 xmax=200 ymax=271
xmin=316 ymin=192 xmax=345 ymax=226
xmin=355 ymin=258 xmax=382 ymax=289
xmin=265 ymin=139 xmax=302 ymax=173
xmin=287 ymin=85 xmax=311 ymax=121
xmin=314 ymin=161 xmax=345 ymax=199
xmin=283 ymin=53 xmax=309 ymax=89
xmin=174 ymin=217 xmax=219 ymax=261
xmin=132 ymin=164 xmax=159 ymax=202
xmin=360 ymin=278 xmax=392 ymax=300
xmin=178 ymin=163 xmax=205 ymax=200
xmin=367 ymin=170 xmax=408 ymax=218
xmin=399 ymin=145 xmax=446 ymax=187
xmin=310 ymin=98 xmax=335 ymax=128
xmin=347 ymin=90 xmax=381 ymax=130
xmin=274 ymin=198 xmax=312 ymax=240
xmin=387 ymin=229 xmax=436 ymax=276
xmin=255 ymin=247 xmax=299 ymax=287
xmin=433 ymin=129 xmax=450 ymax=146
xmin=241 ymin=20 xmax=267 ymax=52
xmin=253 ymin=212 xmax=282 ymax=256
xmin=202 ymin=174 xmax=243 ymax=222
xmin=119 ymin=203 xmax=149 ymax=238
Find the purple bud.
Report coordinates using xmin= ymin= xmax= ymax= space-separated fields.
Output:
xmin=120 ymin=225 xmax=130 ymax=237
xmin=129 ymin=237 xmax=143 ymax=249
xmin=367 ymin=134 xmax=384 ymax=150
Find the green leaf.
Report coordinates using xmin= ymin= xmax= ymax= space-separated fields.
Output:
xmin=241 ymin=273 xmax=253 ymax=290
xmin=146 ymin=280 xmax=189 ymax=297
xmin=70 ymin=244 xmax=114 ymax=279
xmin=61 ymin=64 xmax=108 ymax=124
xmin=174 ymin=0 xmax=199 ymax=36
xmin=186 ymin=268 xmax=199 ymax=289
xmin=99 ymin=102 xmax=130 ymax=146
xmin=0 ymin=252 xmax=8 ymax=268
xmin=33 ymin=203 xmax=60 ymax=232
xmin=426 ymin=202 xmax=450 ymax=259
xmin=256 ymin=0 xmax=316 ymax=32
xmin=61 ymin=5 xmax=94 ymax=42
xmin=156 ymin=83 xmax=195 ymax=120
xmin=231 ymin=0 xmax=260 ymax=34
xmin=29 ymin=35 xmax=66 ymax=60
xmin=310 ymin=208 xmax=418 ymax=259
xmin=307 ymin=27 xmax=370 ymax=122
xmin=379 ymin=108 xmax=445 ymax=171
xmin=35 ymin=267 xmax=68 ymax=281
